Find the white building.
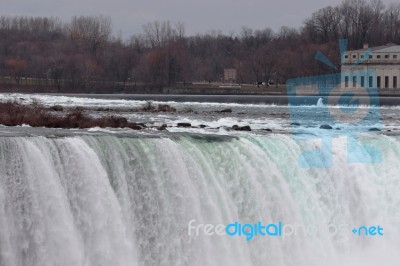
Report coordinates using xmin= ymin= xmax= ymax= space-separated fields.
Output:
xmin=341 ymin=43 xmax=400 ymax=89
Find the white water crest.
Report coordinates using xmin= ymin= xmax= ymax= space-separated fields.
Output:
xmin=317 ymin=97 xmax=324 ymax=107
xmin=0 ymin=133 xmax=399 ymax=266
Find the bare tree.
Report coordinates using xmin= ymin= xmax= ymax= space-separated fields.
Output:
xmin=366 ymin=0 xmax=385 ymax=44
xmin=383 ymin=3 xmax=400 ymax=43
xmin=5 ymin=58 xmax=27 ymax=85
xmin=338 ymin=0 xmax=375 ymax=48
xmin=305 ymin=6 xmax=341 ymax=43
xmin=240 ymin=26 xmax=254 ymax=48
xmin=143 ymin=21 xmax=176 ymax=48
xmin=47 ymin=56 xmax=65 ymax=92
xmin=254 ymin=28 xmax=274 ymax=47
xmin=175 ymin=21 xmax=185 ymax=41
xmin=69 ymin=15 xmax=112 ymax=56
xmin=240 ymin=27 xmax=274 ymax=48
xmin=129 ymin=34 xmax=147 ymax=54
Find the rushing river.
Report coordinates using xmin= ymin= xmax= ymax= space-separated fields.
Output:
xmin=0 ymin=94 xmax=399 ymax=266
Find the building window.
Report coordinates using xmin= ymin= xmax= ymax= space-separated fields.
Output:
xmin=394 ymin=55 xmax=398 ymax=59
xmin=345 ymin=55 xmax=348 ymax=59
xmin=345 ymin=76 xmax=349 ymax=87
xmin=385 ymin=54 xmax=389 ymax=59
xmin=369 ymin=55 xmax=373 ymax=59
xmin=369 ymin=76 xmax=373 ymax=88
xmin=360 ymin=55 xmax=365 ymax=59
xmin=353 ymin=76 xmax=357 ymax=87
xmin=352 ymin=54 xmax=357 ymax=59
xmin=394 ymin=76 xmax=398 ymax=88
xmin=361 ymin=76 xmax=365 ymax=87
xmin=377 ymin=55 xmax=381 ymax=59
xmin=385 ymin=76 xmax=389 ymax=88
xmin=377 ymin=76 xmax=381 ymax=88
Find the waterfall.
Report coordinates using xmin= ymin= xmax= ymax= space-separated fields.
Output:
xmin=0 ymin=134 xmax=398 ymax=266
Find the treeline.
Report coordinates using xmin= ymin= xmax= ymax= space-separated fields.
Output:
xmin=0 ymin=0 xmax=399 ymax=92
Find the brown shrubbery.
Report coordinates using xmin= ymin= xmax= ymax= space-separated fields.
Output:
xmin=0 ymin=101 xmax=144 ymax=129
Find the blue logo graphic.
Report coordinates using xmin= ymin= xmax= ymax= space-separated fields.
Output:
xmin=225 ymin=221 xmax=283 ymax=241
xmin=188 ymin=220 xmax=384 ymax=240
xmin=352 ymin=225 xmax=384 ymax=236
xmin=286 ymin=39 xmax=381 ymax=168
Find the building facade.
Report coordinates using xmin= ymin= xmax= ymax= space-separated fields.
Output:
xmin=223 ymin=69 xmax=237 ymax=83
xmin=341 ymin=43 xmax=400 ymax=89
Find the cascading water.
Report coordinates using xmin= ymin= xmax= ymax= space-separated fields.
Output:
xmin=317 ymin=97 xmax=324 ymax=107
xmin=0 ymin=133 xmax=399 ymax=266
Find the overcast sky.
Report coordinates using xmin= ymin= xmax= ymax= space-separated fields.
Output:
xmin=0 ymin=0 xmax=395 ymax=38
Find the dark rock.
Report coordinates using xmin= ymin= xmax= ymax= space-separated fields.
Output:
xmin=220 ymin=108 xmax=232 ymax=113
xmin=95 ymin=107 xmax=113 ymax=111
xmin=320 ymin=124 xmax=333 ymax=129
xmin=262 ymin=128 xmax=272 ymax=132
xmin=335 ymin=127 xmax=341 ymax=130
xmin=111 ymin=116 xmax=128 ymax=126
xmin=291 ymin=122 xmax=301 ymax=126
xmin=199 ymin=124 xmax=207 ymax=128
xmin=232 ymin=125 xmax=251 ymax=131
xmin=157 ymin=104 xmax=176 ymax=112
xmin=50 ymin=105 xmax=64 ymax=112
xmin=369 ymin=127 xmax=381 ymax=131
xmin=126 ymin=122 xmax=146 ymax=130
xmin=157 ymin=124 xmax=168 ymax=130
xmin=182 ymin=108 xmax=194 ymax=113
xmin=128 ymin=124 xmax=142 ymax=130
xmin=177 ymin=122 xmax=191 ymax=127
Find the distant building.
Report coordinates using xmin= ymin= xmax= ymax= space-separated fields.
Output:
xmin=224 ymin=69 xmax=236 ymax=83
xmin=341 ymin=43 xmax=400 ymax=89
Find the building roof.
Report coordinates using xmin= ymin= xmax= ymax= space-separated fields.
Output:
xmin=350 ymin=43 xmax=400 ymax=53
xmin=373 ymin=46 xmax=400 ymax=53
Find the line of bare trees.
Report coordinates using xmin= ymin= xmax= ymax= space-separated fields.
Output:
xmin=0 ymin=0 xmax=399 ymax=93
xmin=304 ymin=0 xmax=400 ymax=47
